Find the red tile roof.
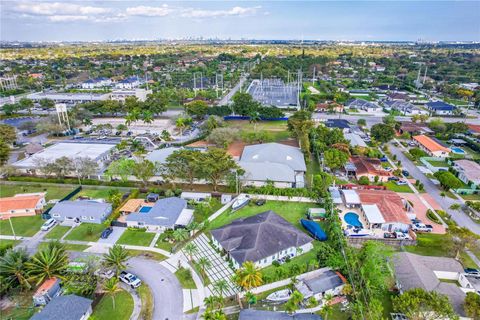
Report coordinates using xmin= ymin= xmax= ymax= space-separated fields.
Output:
xmin=0 ymin=195 xmax=44 ymax=213
xmin=356 ymin=189 xmax=410 ymax=224
xmin=350 ymin=156 xmax=391 ymax=177
xmin=413 ymin=135 xmax=450 ymax=153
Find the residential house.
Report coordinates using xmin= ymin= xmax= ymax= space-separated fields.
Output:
xmin=452 ymin=160 xmax=480 ymax=189
xmin=0 ymin=193 xmax=46 ymax=219
xmin=413 ymin=135 xmax=450 ymax=158
xmin=425 ymin=101 xmax=456 ymax=116
xmin=30 ymin=295 xmax=93 ymax=320
xmin=345 ymin=156 xmax=392 ymax=182
xmin=346 ymin=99 xmax=381 ymax=113
xmin=115 ymin=76 xmax=141 ymax=89
xmin=383 ymin=101 xmax=427 ymax=116
xmin=50 ymin=200 xmax=112 ymax=224
xmin=324 ymin=119 xmax=351 ymax=133
xmin=393 ymin=252 xmax=474 ymax=319
xmin=33 ymin=277 xmax=61 ymax=306
xmin=238 ymin=143 xmax=306 ymax=188
xmin=344 ymin=133 xmax=367 ymax=148
xmin=125 ymin=197 xmax=193 ymax=231
xmin=398 ymin=122 xmax=433 ymax=135
xmin=387 ymin=92 xmax=409 ymax=101
xmin=239 ymin=310 xmax=322 ymax=320
xmin=81 ymin=77 xmax=111 ymax=89
xmin=315 ymin=102 xmax=344 ymax=113
xmin=467 ymin=124 xmax=480 ymax=136
xmin=211 ymin=211 xmax=313 ymax=269
xmin=295 ymin=268 xmax=346 ymax=300
xmin=356 ymin=189 xmax=413 ymax=233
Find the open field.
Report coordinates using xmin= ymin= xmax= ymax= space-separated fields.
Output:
xmin=0 ymin=215 xmax=44 ymax=236
xmin=0 ymin=183 xmax=76 ymax=201
xmin=117 ymin=230 xmax=156 ymax=247
xmin=64 ymin=223 xmax=105 ymax=242
xmin=225 ymin=120 xmax=291 ymax=141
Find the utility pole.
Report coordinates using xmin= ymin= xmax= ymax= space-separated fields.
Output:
xmin=9 ymin=217 xmax=17 ymax=240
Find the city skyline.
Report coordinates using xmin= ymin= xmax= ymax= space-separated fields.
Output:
xmin=1 ymin=1 xmax=479 ymax=42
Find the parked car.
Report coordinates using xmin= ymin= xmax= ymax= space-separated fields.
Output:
xmin=411 ymin=218 xmax=422 ymax=224
xmin=119 ymin=271 xmax=142 ymax=288
xmin=402 ymin=170 xmax=409 ymax=177
xmin=394 ymin=232 xmax=410 ymax=239
xmin=41 ymin=218 xmax=56 ymax=231
xmin=383 ymin=232 xmax=396 ymax=239
xmin=384 ymin=167 xmax=392 ymax=172
xmin=464 ymin=268 xmax=480 ymax=278
xmin=411 ymin=223 xmax=433 ymax=232
xmin=388 ymin=176 xmax=400 ymax=182
xmin=396 ymin=180 xmax=408 ymax=186
xmin=101 ymin=227 xmax=113 ymax=239
xmin=255 ymin=199 xmax=266 ymax=206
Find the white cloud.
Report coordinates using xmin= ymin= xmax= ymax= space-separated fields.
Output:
xmin=125 ymin=5 xmax=172 ymax=17
xmin=181 ymin=6 xmax=261 ymax=19
xmin=48 ymin=15 xmax=90 ymax=22
xmin=14 ymin=2 xmax=110 ymax=16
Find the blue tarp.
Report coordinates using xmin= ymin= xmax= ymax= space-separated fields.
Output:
xmin=300 ymin=219 xmax=328 ymax=241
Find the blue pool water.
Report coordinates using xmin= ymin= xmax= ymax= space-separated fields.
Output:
xmin=344 ymin=212 xmax=363 ymax=228
xmin=451 ymin=147 xmax=465 ymax=154
xmin=139 ymin=206 xmax=152 ymax=213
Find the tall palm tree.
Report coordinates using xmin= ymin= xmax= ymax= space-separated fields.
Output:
xmin=183 ymin=243 xmax=198 ymax=262
xmin=103 ymin=277 xmax=120 ymax=310
xmin=103 ymin=245 xmax=130 ymax=276
xmin=233 ymin=261 xmax=263 ymax=291
xmin=175 ymin=117 xmax=187 ymax=136
xmin=249 ymin=111 xmax=260 ymax=132
xmin=26 ymin=242 xmax=68 ymax=285
xmin=125 ymin=109 xmax=140 ymax=126
xmin=0 ymin=249 xmax=31 ymax=290
xmin=141 ymin=110 xmax=154 ymax=124
xmin=213 ymin=280 xmax=228 ymax=298
xmin=322 ymin=293 xmax=334 ymax=320
xmin=203 ymin=295 xmax=224 ymax=310
xmin=172 ymin=229 xmax=189 ymax=243
xmin=285 ymin=290 xmax=304 ymax=314
xmin=197 ymin=257 xmax=211 ymax=280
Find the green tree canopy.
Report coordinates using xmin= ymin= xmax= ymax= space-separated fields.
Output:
xmin=393 ymin=288 xmax=459 ymax=320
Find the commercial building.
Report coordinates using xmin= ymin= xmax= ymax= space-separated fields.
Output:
xmin=238 ymin=143 xmax=306 ymax=188
xmin=110 ymin=88 xmax=152 ymax=102
xmin=27 ymin=92 xmax=109 ymax=104
xmin=50 ymin=200 xmax=112 ymax=224
xmin=412 ymin=135 xmax=450 ymax=158
xmin=211 ymin=211 xmax=313 ymax=269
xmin=0 ymin=193 xmax=46 ymax=219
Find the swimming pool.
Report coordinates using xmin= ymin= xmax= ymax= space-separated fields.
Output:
xmin=139 ymin=206 xmax=152 ymax=213
xmin=451 ymin=147 xmax=465 ymax=154
xmin=344 ymin=212 xmax=363 ymax=228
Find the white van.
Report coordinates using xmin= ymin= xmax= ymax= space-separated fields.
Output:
xmin=41 ymin=218 xmax=56 ymax=231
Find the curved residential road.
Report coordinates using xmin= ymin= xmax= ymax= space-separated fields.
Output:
xmin=127 ymin=257 xmax=183 ymax=320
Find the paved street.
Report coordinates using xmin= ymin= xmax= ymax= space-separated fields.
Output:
xmin=127 ymin=257 xmax=184 ymax=320
xmin=388 ymin=142 xmax=480 ymax=235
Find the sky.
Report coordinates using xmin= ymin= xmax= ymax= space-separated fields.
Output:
xmin=1 ymin=1 xmax=479 ymax=42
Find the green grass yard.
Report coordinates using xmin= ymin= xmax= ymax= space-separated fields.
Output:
xmin=125 ymin=249 xmax=166 ymax=261
xmin=0 ymin=215 xmax=44 ymax=236
xmin=384 ymin=181 xmax=413 ymax=193
xmin=460 ymin=193 xmax=480 ymax=201
xmin=44 ymin=225 xmax=71 ymax=240
xmin=38 ymin=242 xmax=89 ymax=252
xmin=72 ymin=187 xmax=113 ymax=200
xmin=91 ymin=290 xmax=133 ymax=320
xmin=426 ymin=159 xmax=448 ymax=167
xmin=208 ymin=200 xmax=320 ymax=230
xmin=155 ymin=237 xmax=174 ymax=253
xmin=175 ymin=267 xmax=197 ymax=289
xmin=117 ymin=230 xmax=156 ymax=247
xmin=225 ymin=120 xmax=291 ymax=141
xmin=64 ymin=223 xmax=105 ymax=242
xmin=0 ymin=183 xmax=75 ymax=201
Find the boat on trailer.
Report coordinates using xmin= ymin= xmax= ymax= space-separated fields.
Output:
xmin=266 ymin=289 xmax=291 ymax=302
xmin=231 ymin=194 xmax=250 ymax=211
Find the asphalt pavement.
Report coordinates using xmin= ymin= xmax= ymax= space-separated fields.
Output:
xmin=388 ymin=142 xmax=480 ymax=235
xmin=126 ymin=257 xmax=184 ymax=320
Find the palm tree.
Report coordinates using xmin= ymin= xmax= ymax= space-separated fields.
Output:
xmin=0 ymin=249 xmax=31 ymax=290
xmin=245 ymin=291 xmax=257 ymax=308
xmin=103 ymin=277 xmax=120 ymax=310
xmin=141 ymin=110 xmax=154 ymax=124
xmin=175 ymin=117 xmax=187 ymax=135
xmin=183 ymin=243 xmax=198 ymax=262
xmin=233 ymin=261 xmax=263 ymax=291
xmin=322 ymin=293 xmax=334 ymax=320
xmin=285 ymin=290 xmax=304 ymax=314
xmin=26 ymin=242 xmax=68 ymax=285
xmin=103 ymin=245 xmax=130 ymax=276
xmin=213 ymin=279 xmax=229 ymax=298
xmin=197 ymin=257 xmax=211 ymax=280
xmin=172 ymin=229 xmax=189 ymax=243
xmin=204 ymin=295 xmax=224 ymax=310
xmin=125 ymin=109 xmax=140 ymax=126
xmin=249 ymin=111 xmax=260 ymax=132
xmin=450 ymin=203 xmax=461 ymax=211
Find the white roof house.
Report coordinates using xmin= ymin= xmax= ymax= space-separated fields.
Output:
xmin=361 ymin=204 xmax=385 ymax=224
xmin=341 ymin=189 xmax=361 ymax=206
xmin=345 ymin=133 xmax=367 ymax=147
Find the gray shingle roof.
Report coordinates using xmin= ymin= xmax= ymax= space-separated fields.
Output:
xmin=50 ymin=201 xmax=112 ymax=219
xmin=126 ymin=197 xmax=187 ymax=227
xmin=240 ymin=143 xmax=306 ymax=172
xmin=239 ymin=161 xmax=296 ymax=183
xmin=303 ymin=270 xmax=344 ymax=294
xmin=239 ymin=309 xmax=322 ymax=320
xmin=211 ymin=211 xmax=313 ymax=265
xmin=30 ymin=295 xmax=92 ymax=320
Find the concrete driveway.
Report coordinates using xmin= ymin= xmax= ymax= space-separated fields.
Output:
xmin=126 ymin=257 xmax=183 ymax=320
xmin=97 ymin=227 xmax=125 ymax=245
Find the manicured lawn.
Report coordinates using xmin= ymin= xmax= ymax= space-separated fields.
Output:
xmin=117 ymin=230 xmax=156 ymax=247
xmin=426 ymin=159 xmax=448 ymax=167
xmin=44 ymin=226 xmax=71 ymax=239
xmin=175 ymin=267 xmax=197 ymax=289
xmin=38 ymin=242 xmax=89 ymax=252
xmin=0 ymin=239 xmax=20 ymax=252
xmin=225 ymin=120 xmax=291 ymax=141
xmin=64 ymin=223 xmax=105 ymax=242
xmin=155 ymin=238 xmax=174 ymax=253
xmin=0 ymin=183 xmax=75 ymax=201
xmin=208 ymin=200 xmax=319 ymax=230
xmin=91 ymin=289 xmax=133 ymax=320
xmin=125 ymin=249 xmax=166 ymax=261
xmin=0 ymin=215 xmax=44 ymax=236
xmin=384 ymin=181 xmax=413 ymax=193
xmin=72 ymin=187 xmax=115 ymax=200
xmin=405 ymin=233 xmax=450 ymax=257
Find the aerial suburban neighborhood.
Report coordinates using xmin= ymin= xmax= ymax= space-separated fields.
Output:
xmin=0 ymin=1 xmax=480 ymax=320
